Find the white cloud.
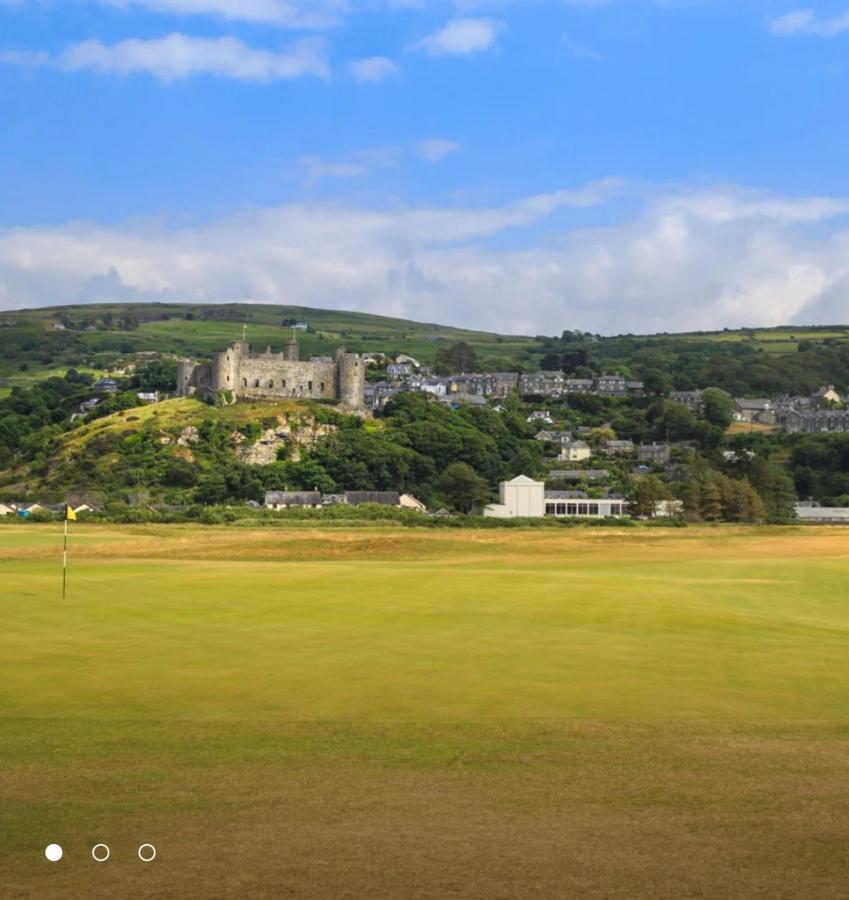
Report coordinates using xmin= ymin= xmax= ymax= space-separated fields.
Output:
xmin=769 ymin=8 xmax=849 ymax=37
xmin=415 ymin=17 xmax=500 ymax=56
xmin=349 ymin=56 xmax=398 ymax=82
xmin=416 ymin=139 xmax=461 ymax=162
xmin=70 ymin=0 xmax=346 ymax=28
xmin=4 ymin=183 xmax=849 ymax=335
xmin=0 ymin=34 xmax=331 ymax=82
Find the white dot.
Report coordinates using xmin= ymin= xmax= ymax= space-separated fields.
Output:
xmin=45 ymin=844 xmax=63 ymax=862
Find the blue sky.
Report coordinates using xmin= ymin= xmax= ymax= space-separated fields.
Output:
xmin=2 ymin=0 xmax=849 ymax=334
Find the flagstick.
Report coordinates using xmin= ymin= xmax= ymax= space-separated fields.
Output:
xmin=62 ymin=516 xmax=68 ymax=600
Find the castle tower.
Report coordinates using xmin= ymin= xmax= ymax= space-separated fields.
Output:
xmin=284 ymin=333 xmax=299 ymax=362
xmin=176 ymin=360 xmax=195 ymax=397
xmin=211 ymin=340 xmax=245 ymax=392
xmin=338 ymin=352 xmax=365 ymax=410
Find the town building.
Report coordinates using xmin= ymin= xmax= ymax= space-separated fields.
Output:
xmin=734 ymin=399 xmax=776 ymax=426
xmin=602 ymin=439 xmax=635 ymax=455
xmin=559 ymin=440 xmax=591 ymax=463
xmin=794 ymin=503 xmax=849 ymax=523
xmin=484 ymin=476 xmax=629 ymax=519
xmin=637 ymin=443 xmax=672 ymax=466
xmin=93 ymin=377 xmax=119 ymax=394
xmin=544 ymin=492 xmax=628 ymax=518
xmin=785 ymin=410 xmax=849 ymax=434
xmin=670 ymin=390 xmax=704 ymax=412
xmin=483 ymin=475 xmax=546 ymax=518
xmin=519 ymin=371 xmax=569 ymax=397
xmin=264 ymin=491 xmax=323 ymax=510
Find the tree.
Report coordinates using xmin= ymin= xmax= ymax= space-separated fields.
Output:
xmin=438 ymin=462 xmax=491 ymax=513
xmin=701 ymin=388 xmax=735 ymax=430
xmin=643 ymin=368 xmax=672 ymax=397
xmin=699 ymin=476 xmax=723 ymax=521
xmin=434 ymin=341 xmax=479 ymax=375
xmin=632 ymin=475 xmax=669 ymax=518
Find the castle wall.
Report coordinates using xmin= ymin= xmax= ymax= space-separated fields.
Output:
xmin=237 ymin=357 xmax=338 ymax=401
xmin=179 ymin=339 xmax=365 ymax=408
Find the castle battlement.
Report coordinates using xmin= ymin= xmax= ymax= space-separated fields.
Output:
xmin=176 ymin=336 xmax=365 ymax=410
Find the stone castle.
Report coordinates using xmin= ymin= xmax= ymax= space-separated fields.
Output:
xmin=176 ymin=335 xmax=365 ymax=410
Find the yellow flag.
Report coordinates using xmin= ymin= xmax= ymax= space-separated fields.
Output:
xmin=65 ymin=505 xmax=77 ymax=521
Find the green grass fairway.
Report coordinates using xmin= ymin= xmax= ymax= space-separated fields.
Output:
xmin=3 ymin=525 xmax=849 ymax=898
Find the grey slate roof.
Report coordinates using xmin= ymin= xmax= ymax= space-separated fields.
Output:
xmin=345 ymin=492 xmax=401 ymax=506
xmin=265 ymin=491 xmax=322 ymax=506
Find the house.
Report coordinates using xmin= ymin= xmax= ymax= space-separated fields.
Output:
xmin=364 ymin=381 xmax=398 ymax=411
xmin=565 ymin=378 xmax=595 ymax=394
xmin=264 ymin=491 xmax=322 ymax=510
xmin=559 ymin=440 xmax=591 ymax=463
xmin=93 ymin=377 xmax=119 ymax=394
xmin=484 ymin=475 xmax=546 ymax=518
xmin=0 ymin=502 xmax=16 ymax=516
xmin=785 ymin=410 xmax=849 ymax=434
xmin=527 ymin=411 xmax=554 ymax=426
xmin=343 ymin=492 xmax=401 ymax=506
xmin=399 ymin=494 xmax=427 ymax=512
xmin=448 ymin=373 xmax=519 ymax=399
xmin=362 ymin=352 xmax=387 ymax=366
xmin=420 ymin=379 xmax=447 ymax=397
xmin=670 ymin=390 xmax=704 ymax=412
xmin=794 ymin=503 xmax=849 ymax=523
xmin=293 ymin=321 xmax=309 ymax=331
xmin=637 ymin=443 xmax=671 ymax=466
xmin=395 ymin=354 xmax=421 ymax=368
xmin=544 ymin=492 xmax=628 ymax=518
xmin=80 ymin=398 xmax=100 ymax=413
xmin=602 ymin=439 xmax=635 ymax=455
xmin=595 ymin=375 xmax=629 ymax=398
xmin=519 ymin=371 xmax=569 ymax=398
xmin=535 ymin=430 xmax=573 ymax=443
xmin=15 ymin=503 xmax=43 ymax=518
xmin=734 ymin=399 xmax=776 ymax=426
xmin=547 ymin=469 xmax=610 ymax=483
xmin=387 ymin=363 xmax=413 ymax=378
xmin=137 ymin=392 xmax=159 ymax=403
xmin=812 ymin=385 xmax=842 ymax=405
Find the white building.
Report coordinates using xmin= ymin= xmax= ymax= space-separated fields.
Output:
xmin=544 ymin=492 xmax=628 ymax=518
xmin=484 ymin=475 xmax=546 ymax=518
xmin=559 ymin=440 xmax=591 ymax=463
xmin=484 ymin=477 xmax=628 ymax=520
xmin=794 ymin=503 xmax=849 ymax=523
xmin=421 ymin=380 xmax=447 ymax=397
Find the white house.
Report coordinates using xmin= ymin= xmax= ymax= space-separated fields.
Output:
xmin=421 ymin=380 xmax=447 ymax=397
xmin=0 ymin=502 xmax=16 ymax=517
xmin=484 ymin=475 xmax=546 ymax=518
xmin=559 ymin=440 xmax=591 ymax=463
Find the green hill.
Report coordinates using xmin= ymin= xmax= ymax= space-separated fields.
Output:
xmin=0 ymin=302 xmax=541 ymax=396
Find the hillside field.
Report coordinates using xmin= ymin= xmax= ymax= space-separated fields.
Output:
xmin=3 ymin=524 xmax=849 ymax=898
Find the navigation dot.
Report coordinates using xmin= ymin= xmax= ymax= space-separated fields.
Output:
xmin=45 ymin=844 xmax=63 ymax=862
xmin=138 ymin=843 xmax=156 ymax=863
